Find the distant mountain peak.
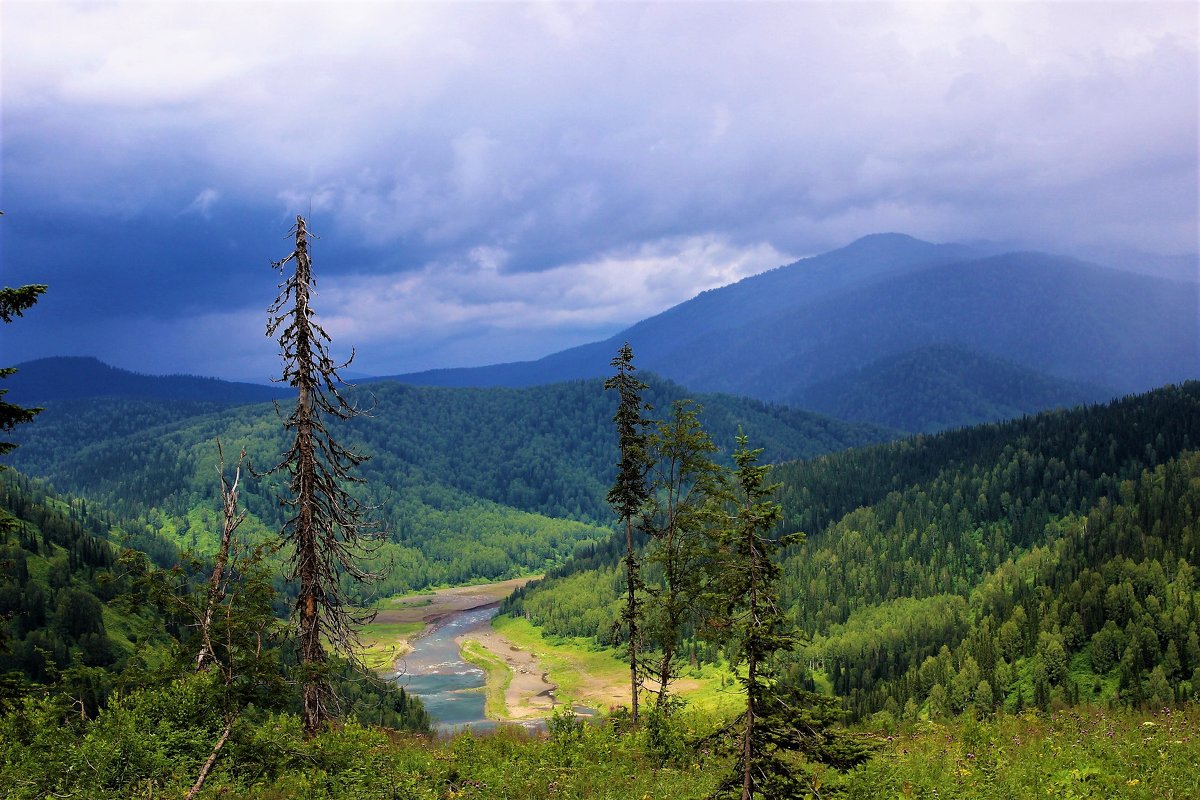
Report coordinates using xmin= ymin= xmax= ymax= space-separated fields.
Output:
xmin=844 ymin=231 xmax=926 ymax=247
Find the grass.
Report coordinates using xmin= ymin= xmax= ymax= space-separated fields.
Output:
xmin=374 ymin=594 xmax=435 ymax=610
xmin=493 ymin=615 xmax=630 ymax=711
xmin=460 ymin=639 xmax=513 ymax=719
xmin=843 ymin=705 xmax=1200 ymax=799
xmin=492 ymin=614 xmax=741 ymax=716
xmin=355 ymin=620 xmax=426 ymax=672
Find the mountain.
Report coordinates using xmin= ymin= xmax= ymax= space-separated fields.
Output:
xmin=381 ymin=233 xmax=989 ymax=390
xmin=382 ymin=234 xmax=1198 ymax=431
xmin=5 ymin=356 xmax=289 ymax=405
xmin=793 ymin=344 xmax=1111 ymax=433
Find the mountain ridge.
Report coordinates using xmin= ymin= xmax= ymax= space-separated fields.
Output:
xmin=7 ymin=356 xmax=289 ymax=405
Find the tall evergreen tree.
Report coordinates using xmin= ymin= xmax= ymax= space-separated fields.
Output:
xmin=263 ymin=215 xmax=383 ymax=735
xmin=643 ymin=399 xmax=724 ymax=709
xmin=605 ymin=342 xmax=652 ymax=724
xmin=711 ymin=433 xmax=803 ymax=800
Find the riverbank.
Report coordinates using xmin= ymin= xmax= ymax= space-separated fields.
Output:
xmin=456 ymin=621 xmax=558 ymax=721
xmin=357 ymin=576 xmax=537 ymax=672
xmin=490 ymin=615 xmax=743 ymax=717
xmin=360 ymin=577 xmax=738 ymax=726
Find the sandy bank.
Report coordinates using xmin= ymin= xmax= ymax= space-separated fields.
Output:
xmin=456 ymin=625 xmax=558 ymax=721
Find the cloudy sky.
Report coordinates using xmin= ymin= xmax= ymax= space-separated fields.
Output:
xmin=2 ymin=1 xmax=1196 ymax=382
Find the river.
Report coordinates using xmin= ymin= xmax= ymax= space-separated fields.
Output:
xmin=391 ymin=603 xmax=500 ymax=732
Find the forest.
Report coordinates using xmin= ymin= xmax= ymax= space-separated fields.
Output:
xmin=505 ymin=382 xmax=1200 ymax=722
xmin=3 ymin=375 xmax=1199 ymax=797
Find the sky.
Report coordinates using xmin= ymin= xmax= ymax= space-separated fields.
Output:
xmin=2 ymin=1 xmax=1196 ymax=382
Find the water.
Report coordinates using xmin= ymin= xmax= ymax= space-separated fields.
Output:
xmin=390 ymin=601 xmax=596 ymax=732
xmin=390 ymin=603 xmax=499 ymax=732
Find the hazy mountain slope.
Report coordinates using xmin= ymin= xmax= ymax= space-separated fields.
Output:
xmin=381 ymin=233 xmax=988 ymax=389
xmin=668 ymin=251 xmax=1197 ymax=401
xmin=7 ymin=356 xmax=289 ymax=405
xmin=383 ymin=235 xmax=1195 ymax=431
xmin=794 ymin=344 xmax=1112 ymax=432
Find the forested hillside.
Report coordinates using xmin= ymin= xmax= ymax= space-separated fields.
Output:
xmin=794 ymin=343 xmax=1109 ymax=432
xmin=506 ymin=382 xmax=1200 ymax=720
xmin=0 ymin=471 xmax=430 ymax=730
xmin=7 ymin=370 xmax=889 ymax=596
xmin=0 ymin=470 xmax=172 ymax=710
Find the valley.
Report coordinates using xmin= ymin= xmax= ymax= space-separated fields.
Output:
xmin=5 ymin=2 xmax=1198 ymax=794
xmin=2 ymin=232 xmax=1197 ymax=798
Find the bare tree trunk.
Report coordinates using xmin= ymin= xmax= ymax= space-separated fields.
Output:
xmin=625 ymin=516 xmax=640 ymax=725
xmin=292 ymin=242 xmax=328 ymax=734
xmin=185 ymin=714 xmax=236 ymax=800
xmin=197 ymin=441 xmax=246 ymax=673
xmin=655 ymin=517 xmax=678 ymax=709
xmin=742 ymin=496 xmax=760 ymax=800
xmin=742 ymin=649 xmax=755 ymax=800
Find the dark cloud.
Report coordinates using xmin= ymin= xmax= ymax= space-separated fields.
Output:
xmin=2 ymin=2 xmax=1195 ymax=380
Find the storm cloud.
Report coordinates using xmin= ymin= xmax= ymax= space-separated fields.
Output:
xmin=2 ymin=2 xmax=1195 ymax=380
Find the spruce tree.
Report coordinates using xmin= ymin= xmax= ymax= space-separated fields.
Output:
xmin=710 ymin=433 xmax=802 ymax=799
xmin=605 ymin=342 xmax=652 ymax=724
xmin=0 ymin=214 xmax=47 ymax=465
xmin=264 ymin=215 xmax=383 ymax=735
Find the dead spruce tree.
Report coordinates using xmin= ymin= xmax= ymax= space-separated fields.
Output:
xmin=605 ymin=342 xmax=653 ymax=724
xmin=265 ymin=215 xmax=383 ymax=735
xmin=195 ymin=439 xmax=248 ymax=674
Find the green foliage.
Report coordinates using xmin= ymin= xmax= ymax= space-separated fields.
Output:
xmin=1 ymin=685 xmax=1193 ymax=799
xmin=842 ymin=706 xmax=1200 ymax=800
xmin=0 ymin=471 xmax=174 ymax=708
xmin=0 ymin=282 xmax=47 ymax=464
xmin=605 ymin=343 xmax=653 ymax=523
xmin=605 ymin=342 xmax=654 ymax=721
xmin=796 ymin=343 xmax=1110 ymax=433
xmin=5 ymin=370 xmax=890 ymax=596
xmin=642 ymin=400 xmax=727 ymax=707
xmin=706 ymin=434 xmax=818 ymax=798
xmin=508 ymin=383 xmax=1200 ymax=729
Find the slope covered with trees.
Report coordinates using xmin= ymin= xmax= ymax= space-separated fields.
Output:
xmin=0 ymin=471 xmax=430 ymax=733
xmin=794 ymin=343 xmax=1109 ymax=433
xmin=6 ymin=369 xmax=889 ymax=597
xmin=506 ymin=382 xmax=1200 ymax=721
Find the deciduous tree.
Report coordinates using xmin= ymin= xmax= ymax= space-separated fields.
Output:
xmin=642 ymin=399 xmax=724 ymax=709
